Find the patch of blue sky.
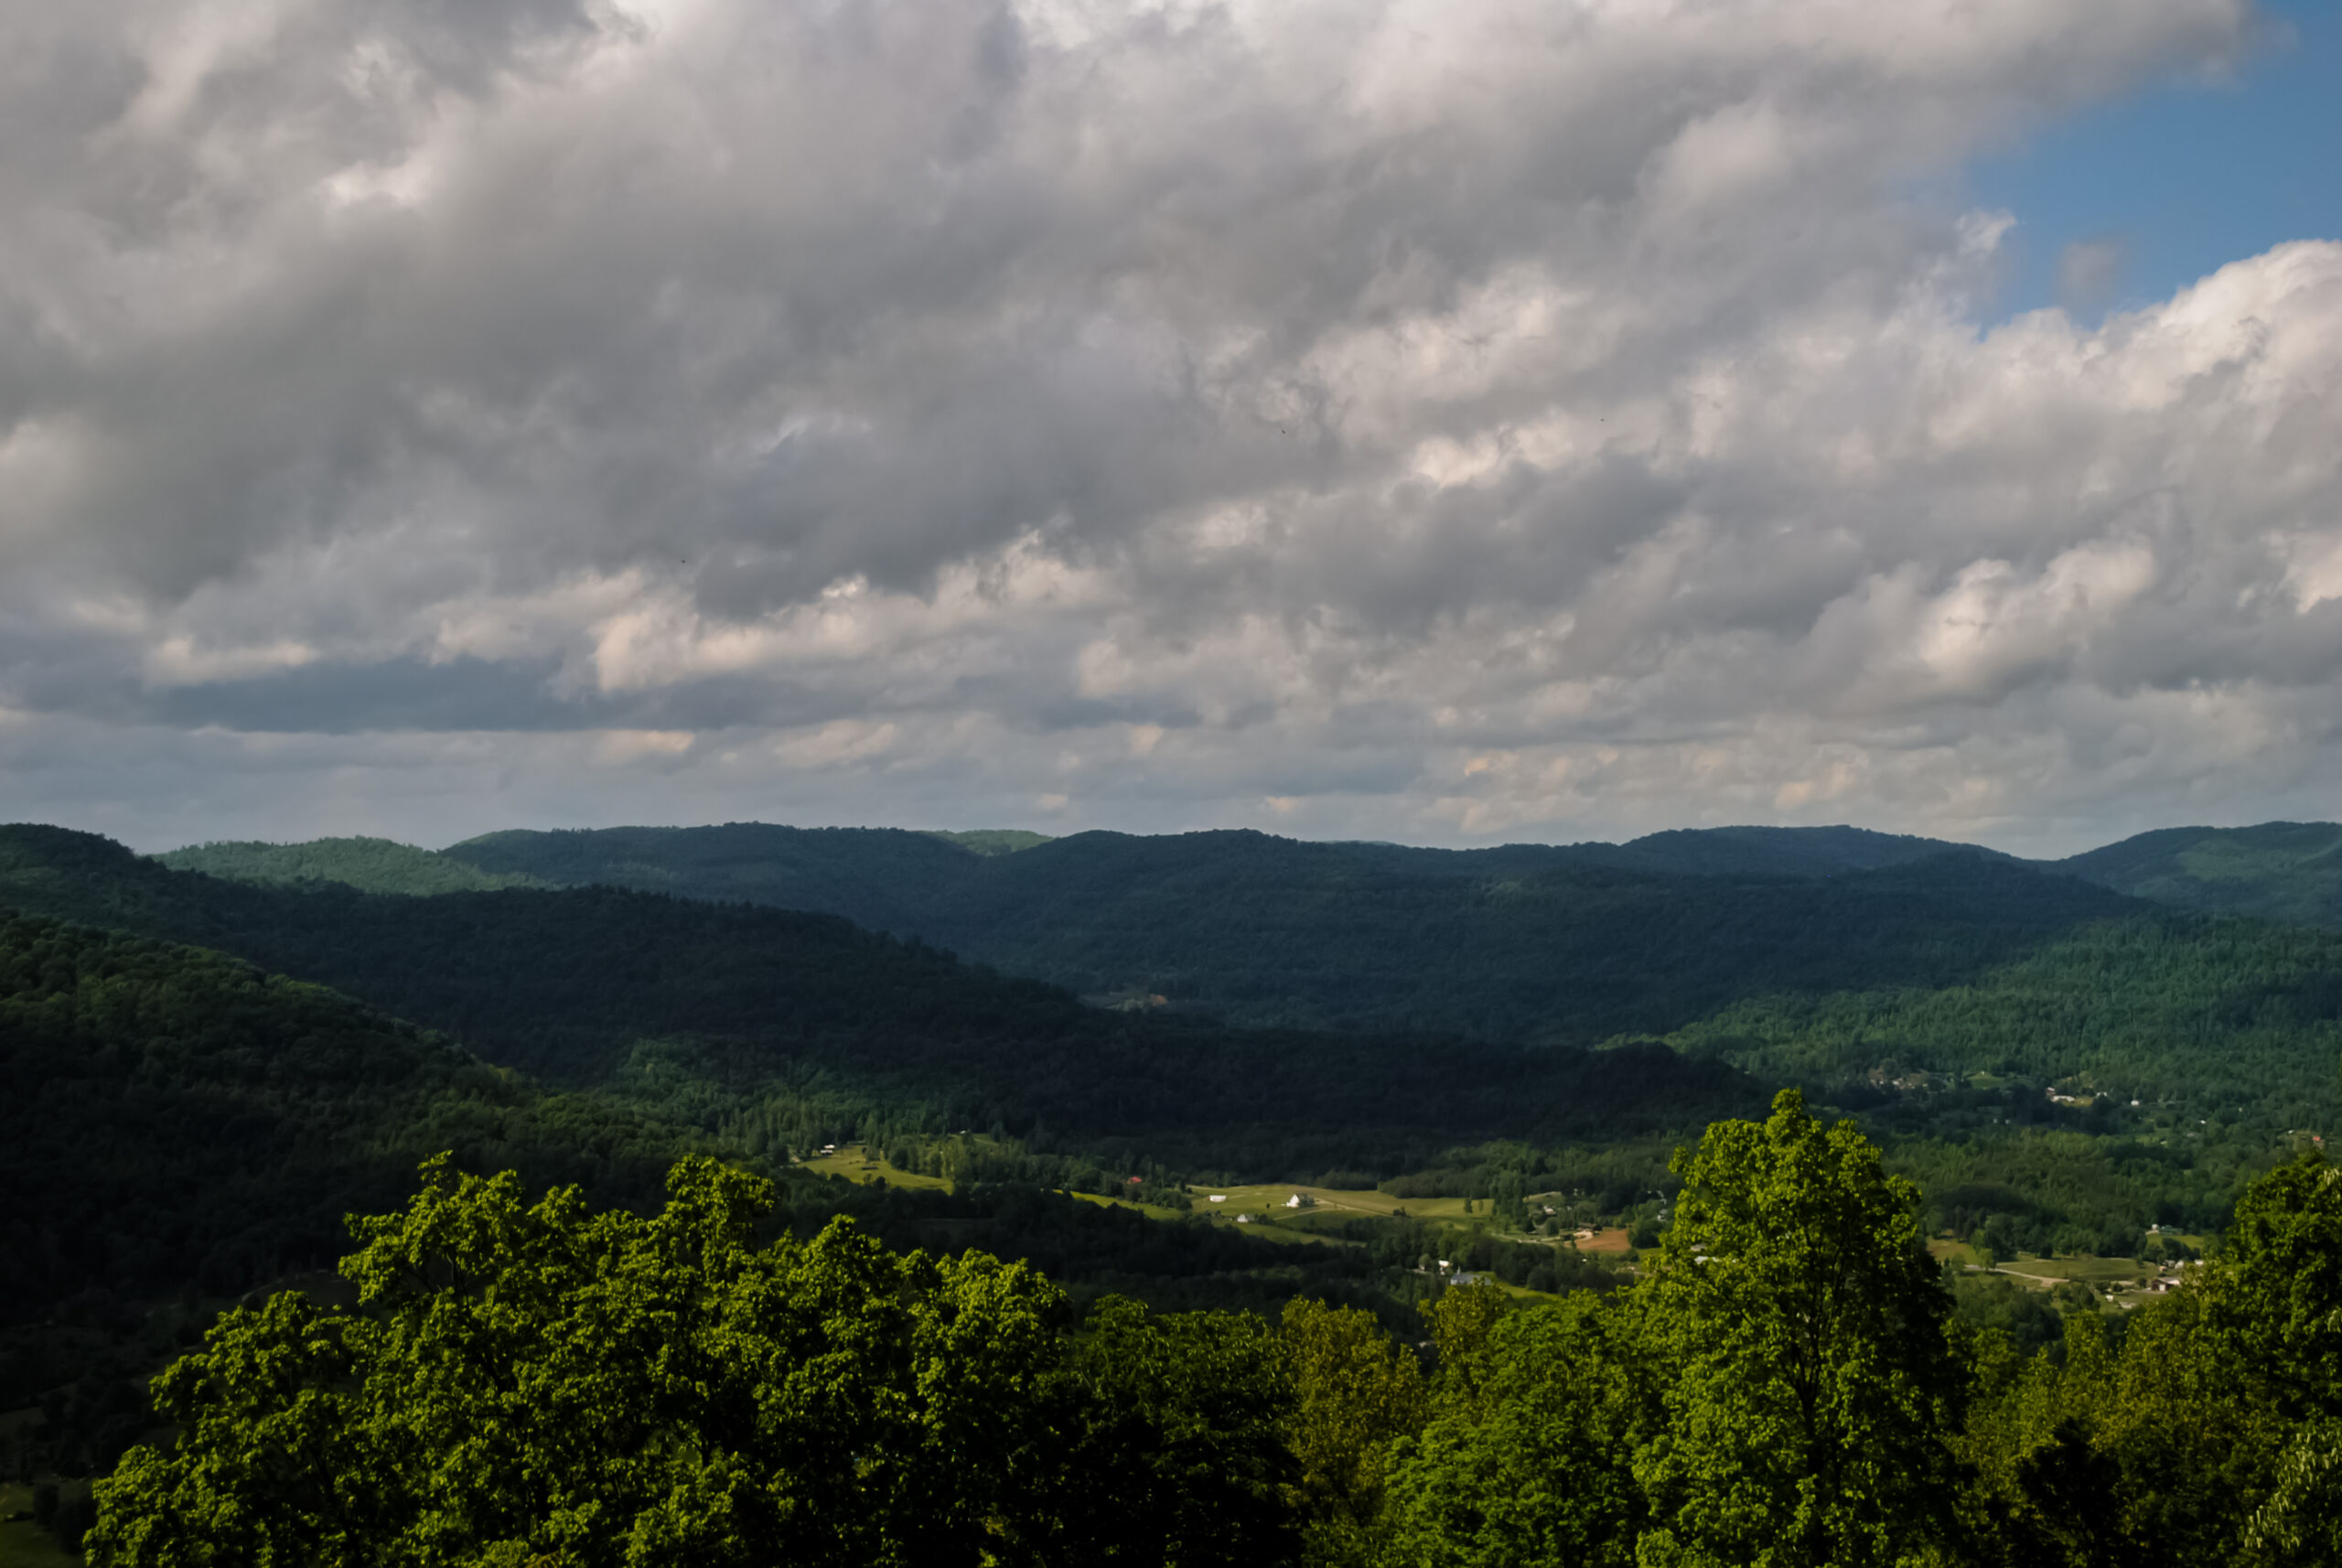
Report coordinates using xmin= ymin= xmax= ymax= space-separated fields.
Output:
xmin=1962 ymin=0 xmax=2338 ymax=324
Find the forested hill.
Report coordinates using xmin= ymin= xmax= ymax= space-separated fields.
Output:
xmin=0 ymin=824 xmax=1757 ymax=1160
xmin=435 ymin=822 xmax=2127 ymax=1037
xmin=156 ymin=835 xmax=545 ymax=894
xmin=0 ymin=907 xmax=709 ymax=1328
xmin=2043 ymin=820 xmax=2342 ymax=925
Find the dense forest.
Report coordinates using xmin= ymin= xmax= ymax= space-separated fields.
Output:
xmin=65 ymin=1101 xmax=2342 ymax=1566
xmin=437 ymin=824 xmax=2112 ymax=1037
xmin=2051 ymin=822 xmax=2342 ymax=926
xmin=15 ymin=819 xmax=2342 ymax=1246
xmin=13 ymin=814 xmax=2342 ymax=1561
xmin=0 ymin=826 xmax=1756 ymax=1162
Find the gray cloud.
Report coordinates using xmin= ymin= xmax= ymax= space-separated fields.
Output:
xmin=8 ymin=0 xmax=2339 ymax=856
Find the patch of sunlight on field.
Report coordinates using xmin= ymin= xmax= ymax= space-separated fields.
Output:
xmin=796 ymin=1144 xmax=952 ymax=1191
xmin=1996 ymin=1255 xmax=2158 ymax=1287
xmin=1192 ymin=1183 xmax=1473 ymax=1221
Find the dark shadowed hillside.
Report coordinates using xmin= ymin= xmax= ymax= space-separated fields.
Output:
xmin=441 ymin=822 xmax=2123 ymax=1038
xmin=2 ymin=824 xmax=1759 ymax=1164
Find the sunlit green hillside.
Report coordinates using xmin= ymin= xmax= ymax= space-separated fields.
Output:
xmin=156 ymin=835 xmax=544 ymax=896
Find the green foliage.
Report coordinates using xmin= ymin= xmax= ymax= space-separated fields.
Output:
xmin=2208 ymin=1152 xmax=2342 ymax=1561
xmin=153 ymin=838 xmax=545 ymax=897
xmin=1669 ymin=917 xmax=2342 ymax=1121
xmin=1953 ymin=1294 xmax=2281 ymax=1565
xmin=2050 ymin=822 xmax=2342 ymax=927
xmin=1057 ymin=1296 xmax=1299 ymax=1563
xmin=0 ymin=825 xmax=1758 ymax=1165
xmin=0 ymin=908 xmax=707 ymax=1332
xmin=1280 ymin=1297 xmax=1426 ymax=1568
xmin=90 ymin=1159 xmax=1295 ymax=1568
xmin=1632 ymin=1090 xmax=1962 ymax=1568
xmin=1380 ymin=1291 xmax=1650 ymax=1568
xmin=72 ymin=1127 xmax=2342 ymax=1568
xmin=2208 ymin=1152 xmax=2342 ymax=1422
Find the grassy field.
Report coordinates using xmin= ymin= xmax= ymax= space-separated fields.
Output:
xmin=1190 ymin=1182 xmax=1478 ymax=1221
xmin=1997 ymin=1255 xmax=2157 ymax=1287
xmin=0 ymin=1484 xmax=79 ymax=1567
xmin=795 ymin=1145 xmax=953 ymax=1191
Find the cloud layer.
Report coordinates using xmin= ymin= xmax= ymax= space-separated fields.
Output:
xmin=5 ymin=0 xmax=2338 ymax=854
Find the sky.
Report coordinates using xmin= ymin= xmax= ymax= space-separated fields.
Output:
xmin=1 ymin=0 xmax=2337 ymax=858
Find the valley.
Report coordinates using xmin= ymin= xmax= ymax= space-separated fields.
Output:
xmin=8 ymin=815 xmax=2342 ymax=1561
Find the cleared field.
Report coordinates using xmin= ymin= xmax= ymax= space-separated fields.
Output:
xmin=796 ymin=1145 xmax=952 ymax=1191
xmin=0 ymin=1484 xmax=79 ymax=1567
xmin=1997 ymin=1255 xmax=2156 ymax=1288
xmin=1191 ymin=1184 xmax=1476 ymax=1222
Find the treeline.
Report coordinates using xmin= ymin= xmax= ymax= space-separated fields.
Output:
xmin=75 ymin=1098 xmax=2342 ymax=1566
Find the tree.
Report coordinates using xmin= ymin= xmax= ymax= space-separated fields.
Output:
xmin=91 ymin=1154 xmax=1070 ymax=1567
xmin=1279 ymin=1297 xmax=1426 ymax=1567
xmin=1047 ymin=1295 xmax=1298 ymax=1565
xmin=1630 ymin=1089 xmax=1962 ymax=1568
xmin=1380 ymin=1291 xmax=1652 ymax=1568
xmin=2207 ymin=1151 xmax=2342 ymax=1563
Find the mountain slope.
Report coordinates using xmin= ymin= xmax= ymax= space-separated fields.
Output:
xmin=0 ymin=907 xmax=704 ymax=1327
xmin=2047 ymin=822 xmax=2342 ymax=926
xmin=0 ymin=825 xmax=1760 ymax=1159
xmin=445 ymin=822 xmax=2124 ymax=1038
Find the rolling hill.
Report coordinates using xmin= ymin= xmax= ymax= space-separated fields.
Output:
xmin=2045 ymin=821 xmax=2342 ymax=925
xmin=433 ymin=822 xmax=2115 ymax=1037
xmin=3 ymin=824 xmax=1761 ymax=1165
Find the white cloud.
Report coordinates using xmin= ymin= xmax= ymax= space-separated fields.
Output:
xmin=7 ymin=0 xmax=2337 ymax=856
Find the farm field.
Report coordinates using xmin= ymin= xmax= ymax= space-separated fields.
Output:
xmin=1996 ymin=1255 xmax=2152 ymax=1288
xmin=0 ymin=1484 xmax=77 ymax=1567
xmin=1188 ymin=1183 xmax=1474 ymax=1221
xmin=795 ymin=1145 xmax=952 ymax=1191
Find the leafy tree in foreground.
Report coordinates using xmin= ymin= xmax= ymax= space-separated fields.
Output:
xmin=90 ymin=1155 xmax=1075 ymax=1567
xmin=1280 ymin=1296 xmax=1427 ymax=1568
xmin=2210 ymin=1150 xmax=2342 ymax=1563
xmin=1380 ymin=1288 xmax=1651 ymax=1568
xmin=1051 ymin=1295 xmax=1298 ymax=1564
xmin=1631 ymin=1089 xmax=1962 ymax=1568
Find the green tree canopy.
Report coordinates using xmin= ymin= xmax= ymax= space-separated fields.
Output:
xmin=1380 ymin=1288 xmax=1652 ymax=1568
xmin=1631 ymin=1089 xmax=1962 ymax=1568
xmin=93 ymin=1155 xmax=1125 ymax=1566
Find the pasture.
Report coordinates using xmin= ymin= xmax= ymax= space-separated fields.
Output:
xmin=0 ymin=1483 xmax=78 ymax=1567
xmin=796 ymin=1144 xmax=952 ymax=1191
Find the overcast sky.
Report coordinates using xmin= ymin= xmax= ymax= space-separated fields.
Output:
xmin=3 ymin=0 xmax=2338 ymax=856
